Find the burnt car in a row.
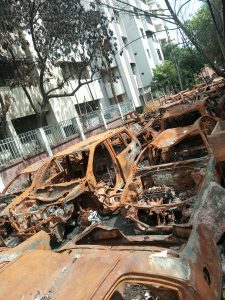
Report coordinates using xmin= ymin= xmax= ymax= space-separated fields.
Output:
xmin=117 ymin=116 xmax=225 ymax=233
xmin=0 ymin=128 xmax=141 ymax=244
xmin=0 ymin=158 xmax=49 ymax=211
xmin=0 ymin=173 xmax=224 ymax=299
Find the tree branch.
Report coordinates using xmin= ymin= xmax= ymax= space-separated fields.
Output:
xmin=164 ymin=0 xmax=225 ymax=77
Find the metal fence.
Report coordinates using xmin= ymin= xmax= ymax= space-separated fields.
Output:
xmin=120 ymin=101 xmax=134 ymax=116
xmin=43 ymin=117 xmax=80 ymax=146
xmin=18 ymin=130 xmax=43 ymax=156
xmin=0 ymin=101 xmax=134 ymax=166
xmin=0 ymin=137 xmax=21 ymax=165
xmin=103 ymin=104 xmax=121 ymax=122
xmin=81 ymin=111 xmax=103 ymax=131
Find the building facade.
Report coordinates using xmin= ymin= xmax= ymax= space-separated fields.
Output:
xmin=99 ymin=0 xmax=164 ymax=108
xmin=0 ymin=0 xmax=164 ymax=140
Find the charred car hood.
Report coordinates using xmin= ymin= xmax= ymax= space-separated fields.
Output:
xmin=0 ymin=180 xmax=84 ymax=218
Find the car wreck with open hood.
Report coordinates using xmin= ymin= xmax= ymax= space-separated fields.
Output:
xmin=0 ymin=174 xmax=224 ymax=299
xmin=0 ymin=128 xmax=141 ymax=245
xmin=0 ymin=158 xmax=49 ymax=212
xmin=118 ymin=116 xmax=225 ymax=233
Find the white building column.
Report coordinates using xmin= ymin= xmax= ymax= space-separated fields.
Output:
xmin=75 ymin=116 xmax=86 ymax=140
xmin=37 ymin=128 xmax=53 ymax=157
xmin=100 ymin=110 xmax=108 ymax=129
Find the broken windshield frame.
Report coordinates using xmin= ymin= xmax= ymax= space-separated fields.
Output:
xmin=38 ymin=151 xmax=89 ymax=185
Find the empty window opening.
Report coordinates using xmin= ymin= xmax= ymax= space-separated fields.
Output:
xmin=150 ymin=134 xmax=208 ymax=165
xmin=93 ymin=143 xmax=116 ymax=186
xmin=110 ymin=282 xmax=180 ymax=300
xmin=163 ymin=110 xmax=202 ymax=130
xmin=109 ymin=134 xmax=126 ymax=155
xmin=41 ymin=152 xmax=88 ymax=184
xmin=121 ymin=131 xmax=132 ymax=145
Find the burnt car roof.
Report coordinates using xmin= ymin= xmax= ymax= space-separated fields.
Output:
xmin=162 ymin=100 xmax=206 ymax=120
xmin=150 ymin=125 xmax=195 ymax=148
xmin=20 ymin=158 xmax=50 ymax=174
xmin=54 ymin=128 xmax=124 ymax=158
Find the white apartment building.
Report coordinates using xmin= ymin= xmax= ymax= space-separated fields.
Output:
xmin=99 ymin=0 xmax=164 ymax=108
xmin=0 ymin=0 xmax=164 ymax=139
xmin=147 ymin=0 xmax=168 ymax=43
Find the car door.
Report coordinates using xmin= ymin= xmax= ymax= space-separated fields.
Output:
xmin=108 ymin=130 xmax=141 ymax=180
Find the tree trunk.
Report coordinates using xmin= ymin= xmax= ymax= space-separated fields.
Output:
xmin=37 ymin=99 xmax=48 ymax=128
xmin=0 ymin=95 xmax=8 ymax=139
xmin=206 ymin=0 xmax=225 ymax=60
xmin=37 ymin=111 xmax=46 ymax=128
xmin=223 ymin=0 xmax=225 ymax=40
xmin=107 ymin=67 xmax=119 ymax=105
xmin=164 ymin=0 xmax=225 ymax=78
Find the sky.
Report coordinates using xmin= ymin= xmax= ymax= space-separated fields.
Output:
xmin=159 ymin=0 xmax=203 ymax=43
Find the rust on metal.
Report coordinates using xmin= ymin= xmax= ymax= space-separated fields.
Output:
xmin=0 ymin=79 xmax=225 ymax=299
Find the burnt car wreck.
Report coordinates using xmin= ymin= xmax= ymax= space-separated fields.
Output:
xmin=0 ymin=128 xmax=141 ymax=244
xmin=119 ymin=116 xmax=225 ymax=234
xmin=0 ymin=176 xmax=224 ymax=299
xmin=0 ymin=79 xmax=225 ymax=299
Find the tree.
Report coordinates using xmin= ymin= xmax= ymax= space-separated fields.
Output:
xmin=186 ymin=4 xmax=224 ymax=66
xmin=1 ymin=0 xmax=116 ymax=126
xmin=151 ymin=60 xmax=178 ymax=93
xmin=0 ymin=0 xmax=25 ymax=138
xmin=152 ymin=42 xmax=204 ymax=92
xmin=164 ymin=0 xmax=225 ymax=78
xmin=161 ymin=41 xmax=204 ymax=88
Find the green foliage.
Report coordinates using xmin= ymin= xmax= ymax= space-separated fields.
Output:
xmin=186 ymin=4 xmax=224 ymax=66
xmin=152 ymin=42 xmax=205 ymax=92
xmin=151 ymin=60 xmax=178 ymax=91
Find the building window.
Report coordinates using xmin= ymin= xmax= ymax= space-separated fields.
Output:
xmin=145 ymin=12 xmax=153 ymax=25
xmin=102 ymin=66 xmax=120 ymax=83
xmin=75 ymin=100 xmax=100 ymax=116
xmin=122 ymin=37 xmax=128 ymax=46
xmin=130 ymin=63 xmax=136 ymax=75
xmin=113 ymin=10 xmax=120 ymax=23
xmin=0 ymin=59 xmax=30 ymax=86
xmin=157 ymin=49 xmax=163 ymax=61
xmin=140 ymin=28 xmax=145 ymax=38
xmin=109 ymin=94 xmax=124 ymax=105
xmin=133 ymin=8 xmax=139 ymax=19
xmin=12 ymin=114 xmax=47 ymax=135
xmin=60 ymin=62 xmax=89 ymax=81
xmin=147 ymin=49 xmax=151 ymax=59
xmin=146 ymin=30 xmax=153 ymax=39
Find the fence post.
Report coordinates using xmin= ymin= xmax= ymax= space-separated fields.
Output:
xmin=117 ymin=103 xmax=123 ymax=120
xmin=0 ymin=176 xmax=5 ymax=192
xmin=37 ymin=128 xmax=53 ymax=157
xmin=75 ymin=116 xmax=86 ymax=140
xmin=100 ymin=110 xmax=108 ymax=130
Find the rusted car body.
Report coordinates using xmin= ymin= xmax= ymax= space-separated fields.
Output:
xmin=0 ymin=128 xmax=141 ymax=244
xmin=0 ymin=176 xmax=224 ymax=299
xmin=0 ymin=158 xmax=49 ymax=212
xmin=127 ymin=120 xmax=159 ymax=148
xmin=160 ymin=100 xmax=209 ymax=131
xmin=119 ymin=116 xmax=225 ymax=233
